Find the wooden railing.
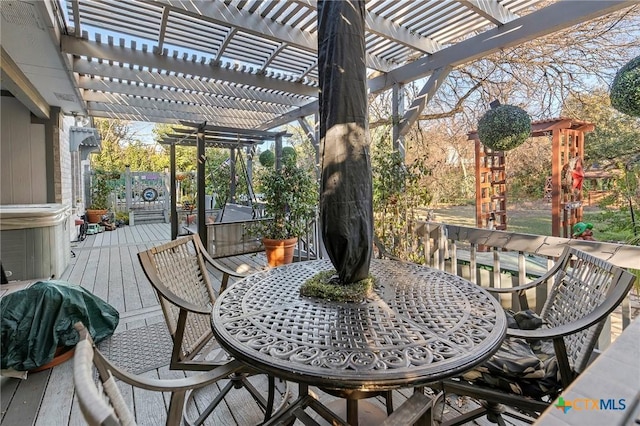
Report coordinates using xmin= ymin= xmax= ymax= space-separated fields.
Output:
xmin=294 ymin=213 xmax=321 ymax=262
xmin=400 ymin=221 xmax=640 ymax=348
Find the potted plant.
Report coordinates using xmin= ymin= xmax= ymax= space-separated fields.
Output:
xmin=86 ymin=170 xmax=111 ymax=223
xmin=256 ymin=151 xmax=317 ymax=266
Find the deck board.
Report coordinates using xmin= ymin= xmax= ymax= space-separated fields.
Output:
xmin=1 ymin=370 xmax=51 ymax=426
xmin=35 ymin=360 xmax=74 ymax=426
xmin=1 ymin=223 xmax=536 ymax=426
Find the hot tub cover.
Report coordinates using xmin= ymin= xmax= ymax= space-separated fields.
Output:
xmin=1 ymin=280 xmax=119 ymax=371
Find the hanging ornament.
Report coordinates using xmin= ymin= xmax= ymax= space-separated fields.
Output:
xmin=477 ymin=104 xmax=531 ymax=151
xmin=610 ymin=55 xmax=640 ymax=117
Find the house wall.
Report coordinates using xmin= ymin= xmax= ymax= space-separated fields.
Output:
xmin=1 ymin=95 xmax=77 ymax=242
xmin=57 ymin=116 xmax=73 ymax=207
xmin=58 ymin=116 xmax=77 ymax=242
xmin=0 ymin=96 xmax=47 ymax=204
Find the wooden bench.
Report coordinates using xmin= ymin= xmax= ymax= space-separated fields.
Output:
xmin=181 ymin=203 xmax=273 ymax=258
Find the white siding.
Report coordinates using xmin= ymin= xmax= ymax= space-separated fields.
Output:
xmin=0 ymin=96 xmax=47 ymax=204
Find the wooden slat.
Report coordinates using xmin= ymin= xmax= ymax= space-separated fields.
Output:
xmin=1 ymin=370 xmax=51 ymax=426
xmin=34 ymin=359 xmax=75 ymax=426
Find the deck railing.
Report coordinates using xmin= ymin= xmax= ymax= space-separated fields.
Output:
xmin=413 ymin=221 xmax=639 ymax=348
xmin=293 ymin=217 xmax=638 ymax=346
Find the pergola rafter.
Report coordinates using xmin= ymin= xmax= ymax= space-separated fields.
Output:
xmin=5 ymin=0 xmax=629 ymax=132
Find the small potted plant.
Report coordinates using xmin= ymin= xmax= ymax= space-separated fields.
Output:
xmin=86 ymin=170 xmax=111 ymax=223
xmin=255 ymin=149 xmax=317 ymax=266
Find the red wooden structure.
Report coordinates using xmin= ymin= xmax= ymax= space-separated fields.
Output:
xmin=469 ymin=117 xmax=594 ymax=237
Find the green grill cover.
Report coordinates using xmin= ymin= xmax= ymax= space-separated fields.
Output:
xmin=1 ymin=280 xmax=119 ymax=371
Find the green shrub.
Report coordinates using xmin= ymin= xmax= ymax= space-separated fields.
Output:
xmin=282 ymin=146 xmax=297 ymax=166
xmin=610 ymin=55 xmax=640 ymax=117
xmin=258 ymin=150 xmax=275 ymax=167
xmin=477 ymin=105 xmax=531 ymax=151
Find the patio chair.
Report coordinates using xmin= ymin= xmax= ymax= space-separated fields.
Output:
xmin=137 ymin=234 xmax=287 ymax=425
xmin=437 ymin=246 xmax=636 ymax=425
xmin=72 ymin=321 xmax=243 ymax=426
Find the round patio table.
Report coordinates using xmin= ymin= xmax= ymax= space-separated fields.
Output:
xmin=211 ymin=258 xmax=506 ymax=425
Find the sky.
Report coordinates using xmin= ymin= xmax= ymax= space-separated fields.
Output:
xmin=128 ymin=122 xmax=157 ymax=145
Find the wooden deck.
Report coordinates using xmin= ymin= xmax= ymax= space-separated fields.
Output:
xmin=0 ymin=224 xmax=533 ymax=425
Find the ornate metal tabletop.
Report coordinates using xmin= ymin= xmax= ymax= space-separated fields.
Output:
xmin=211 ymin=259 xmax=506 ymax=392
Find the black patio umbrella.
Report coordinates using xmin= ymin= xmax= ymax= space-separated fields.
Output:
xmin=318 ymin=0 xmax=372 ymax=283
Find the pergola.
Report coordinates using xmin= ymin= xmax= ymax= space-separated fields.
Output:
xmin=1 ymin=1 xmax=632 ymax=140
xmin=159 ymin=121 xmax=289 ymax=242
xmin=1 ymin=0 xmax=635 ymax=276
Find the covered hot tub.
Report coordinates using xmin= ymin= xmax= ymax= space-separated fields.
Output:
xmin=0 ymin=204 xmax=71 ymax=281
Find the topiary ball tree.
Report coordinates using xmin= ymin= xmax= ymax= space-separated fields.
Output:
xmin=259 ymin=150 xmax=275 ymax=167
xmin=477 ymin=105 xmax=531 ymax=151
xmin=610 ymin=55 xmax=640 ymax=117
xmin=282 ymin=146 xmax=297 ymax=167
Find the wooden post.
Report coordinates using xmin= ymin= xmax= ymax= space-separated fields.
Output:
xmin=551 ymin=128 xmax=562 ymax=237
xmin=230 ymin=147 xmax=237 ymax=203
xmin=197 ymin=124 xmax=207 ymax=247
xmin=392 ymin=82 xmax=405 ymax=160
xmin=170 ymin=143 xmax=178 ymax=240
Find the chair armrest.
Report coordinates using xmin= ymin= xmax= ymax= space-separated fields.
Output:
xmin=96 ymin=352 xmax=245 ymax=392
xmin=507 ymin=275 xmax=632 ymax=340
xmin=196 ymin=235 xmax=247 ymax=279
xmin=485 ymin=254 xmax=566 ymax=295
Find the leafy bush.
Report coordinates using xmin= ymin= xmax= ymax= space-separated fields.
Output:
xmin=372 ymin=139 xmax=432 ymax=261
xmin=255 ymin=163 xmax=317 ymax=240
xmin=610 ymin=55 xmax=640 ymax=117
xmin=89 ymin=170 xmax=112 ymax=210
xmin=477 ymin=105 xmax=531 ymax=151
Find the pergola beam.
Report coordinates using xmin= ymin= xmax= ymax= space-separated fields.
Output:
xmin=62 ymin=36 xmax=318 ymax=97
xmin=84 ymin=93 xmax=277 ymax=122
xmin=147 ymin=0 xmax=317 ymax=51
xmin=73 ymin=61 xmax=308 ymax=107
xmin=369 ymin=0 xmax=632 ymax=93
xmin=148 ymin=0 xmax=400 ymax=72
xmin=457 ymin=0 xmax=518 ymax=25
xmin=87 ymin=103 xmax=264 ymax=127
xmin=176 ymin=122 xmax=288 ymax=139
xmin=258 ymin=100 xmax=319 ymax=130
xmin=398 ymin=66 xmax=452 ymax=137
xmin=80 ymin=79 xmax=290 ymax=115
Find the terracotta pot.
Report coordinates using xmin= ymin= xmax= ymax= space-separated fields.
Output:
xmin=29 ymin=346 xmax=75 ymax=373
xmin=86 ymin=209 xmax=108 ymax=223
xmin=262 ymin=237 xmax=298 ymax=267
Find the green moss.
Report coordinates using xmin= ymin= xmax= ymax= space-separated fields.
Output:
xmin=300 ymin=270 xmax=375 ymax=302
xmin=610 ymin=56 xmax=640 ymax=118
xmin=477 ymin=105 xmax=531 ymax=151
